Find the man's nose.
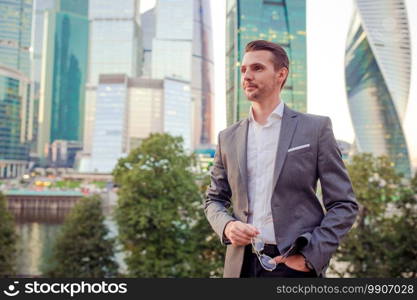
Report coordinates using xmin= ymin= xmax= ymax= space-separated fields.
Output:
xmin=242 ymin=70 xmax=254 ymax=81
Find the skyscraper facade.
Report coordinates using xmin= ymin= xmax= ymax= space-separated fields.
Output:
xmin=163 ymin=78 xmax=192 ymax=151
xmin=345 ymin=0 xmax=412 ymax=177
xmin=0 ymin=0 xmax=33 ymax=177
xmin=226 ymin=0 xmax=306 ymax=125
xmin=128 ymin=77 xmax=163 ymax=149
xmin=0 ymin=0 xmax=33 ymax=78
xmin=31 ymin=0 xmax=55 ymax=87
xmin=83 ymin=0 xmax=142 ymax=156
xmin=30 ymin=0 xmax=56 ymax=155
xmin=0 ymin=66 xmax=30 ymax=178
xmin=87 ymin=74 xmax=192 ymax=173
xmin=90 ymin=74 xmax=129 ymax=173
xmin=37 ymin=0 xmax=89 ymax=161
xmin=151 ymin=0 xmax=214 ymax=147
xmin=141 ymin=7 xmax=155 ymax=79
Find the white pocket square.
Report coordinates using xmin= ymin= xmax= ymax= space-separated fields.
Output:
xmin=288 ymin=144 xmax=310 ymax=152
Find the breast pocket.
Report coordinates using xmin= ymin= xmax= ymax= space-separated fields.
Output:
xmin=287 ymin=144 xmax=312 ymax=155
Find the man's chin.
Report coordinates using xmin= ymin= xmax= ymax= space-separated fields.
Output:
xmin=245 ymin=92 xmax=260 ymax=101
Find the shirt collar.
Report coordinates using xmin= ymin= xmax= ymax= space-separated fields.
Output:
xmin=248 ymin=101 xmax=284 ymax=125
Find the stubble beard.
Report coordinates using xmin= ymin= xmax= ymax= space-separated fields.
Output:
xmin=245 ymin=87 xmax=263 ymax=102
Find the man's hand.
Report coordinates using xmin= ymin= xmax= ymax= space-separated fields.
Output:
xmin=224 ymin=221 xmax=259 ymax=246
xmin=269 ymin=254 xmax=310 ymax=272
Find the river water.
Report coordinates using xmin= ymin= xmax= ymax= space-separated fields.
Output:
xmin=12 ymin=198 xmax=126 ymax=277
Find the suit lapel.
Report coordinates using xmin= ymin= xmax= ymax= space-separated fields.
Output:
xmin=236 ymin=118 xmax=249 ymax=205
xmin=272 ymin=104 xmax=299 ymax=191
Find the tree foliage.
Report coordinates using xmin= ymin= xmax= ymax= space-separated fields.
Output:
xmin=45 ymin=195 xmax=118 ymax=277
xmin=0 ymin=192 xmax=16 ymax=277
xmin=113 ymin=133 xmax=224 ymax=277
xmin=331 ymin=153 xmax=417 ymax=277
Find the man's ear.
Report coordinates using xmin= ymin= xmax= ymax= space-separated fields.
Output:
xmin=277 ymin=67 xmax=288 ymax=85
xmin=279 ymin=68 xmax=288 ymax=81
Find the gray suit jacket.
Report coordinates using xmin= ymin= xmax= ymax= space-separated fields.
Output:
xmin=204 ymin=104 xmax=358 ymax=278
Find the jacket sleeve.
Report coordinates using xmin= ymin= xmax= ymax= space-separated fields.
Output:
xmin=204 ymin=132 xmax=236 ymax=245
xmin=299 ymin=117 xmax=359 ymax=275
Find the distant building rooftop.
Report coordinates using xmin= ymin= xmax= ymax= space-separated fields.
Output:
xmin=3 ymin=190 xmax=84 ymax=197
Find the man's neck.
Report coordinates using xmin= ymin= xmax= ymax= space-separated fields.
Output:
xmin=251 ymin=97 xmax=281 ymax=125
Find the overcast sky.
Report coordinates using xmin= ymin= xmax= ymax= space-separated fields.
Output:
xmin=140 ymin=0 xmax=417 ymax=167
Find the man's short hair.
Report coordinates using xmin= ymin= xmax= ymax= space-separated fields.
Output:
xmin=245 ymin=40 xmax=289 ymax=88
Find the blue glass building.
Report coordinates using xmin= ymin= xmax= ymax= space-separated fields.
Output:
xmin=0 ymin=66 xmax=30 ymax=177
xmin=0 ymin=0 xmax=32 ymax=78
xmin=37 ymin=0 xmax=89 ymax=160
xmin=0 ymin=0 xmax=33 ymax=177
xmin=226 ymin=0 xmax=306 ymax=125
xmin=90 ymin=74 xmax=129 ymax=173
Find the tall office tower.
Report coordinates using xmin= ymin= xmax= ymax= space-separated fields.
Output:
xmin=31 ymin=0 xmax=55 ymax=89
xmin=37 ymin=0 xmax=89 ymax=162
xmin=163 ymin=78 xmax=193 ymax=150
xmin=0 ymin=0 xmax=32 ymax=77
xmin=1 ymin=0 xmax=35 ymax=160
xmin=141 ymin=7 xmax=155 ymax=78
xmin=83 ymin=0 xmax=142 ymax=159
xmin=151 ymin=0 xmax=214 ymax=148
xmin=30 ymin=0 xmax=56 ymax=152
xmin=88 ymin=74 xmax=190 ymax=173
xmin=226 ymin=0 xmax=306 ymax=125
xmin=81 ymin=76 xmax=164 ymax=173
xmin=345 ymin=0 xmax=412 ymax=177
xmin=128 ymin=77 xmax=163 ymax=149
xmin=0 ymin=66 xmax=30 ymax=178
xmin=90 ymin=75 xmax=129 ymax=173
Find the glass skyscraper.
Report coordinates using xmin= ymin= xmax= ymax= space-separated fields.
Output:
xmin=30 ymin=0 xmax=56 ymax=155
xmin=345 ymin=0 xmax=412 ymax=177
xmin=0 ymin=0 xmax=33 ymax=177
xmin=90 ymin=74 xmax=129 ymax=173
xmin=0 ymin=66 xmax=30 ymax=178
xmin=151 ymin=0 xmax=214 ymax=147
xmin=141 ymin=7 xmax=155 ymax=79
xmin=163 ymin=78 xmax=192 ymax=151
xmin=226 ymin=0 xmax=306 ymax=125
xmin=37 ymin=0 xmax=89 ymax=160
xmin=82 ymin=0 xmax=142 ymax=155
xmin=31 ymin=0 xmax=55 ymax=92
xmin=88 ymin=74 xmax=192 ymax=173
xmin=128 ymin=77 xmax=163 ymax=149
xmin=0 ymin=0 xmax=33 ymax=78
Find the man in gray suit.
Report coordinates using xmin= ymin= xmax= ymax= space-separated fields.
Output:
xmin=204 ymin=40 xmax=358 ymax=278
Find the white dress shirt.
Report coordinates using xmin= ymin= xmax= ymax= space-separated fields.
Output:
xmin=246 ymin=101 xmax=284 ymax=244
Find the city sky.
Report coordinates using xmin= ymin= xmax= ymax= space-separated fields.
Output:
xmin=140 ymin=0 xmax=417 ymax=167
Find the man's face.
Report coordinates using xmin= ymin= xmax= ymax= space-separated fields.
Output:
xmin=240 ymin=50 xmax=287 ymax=102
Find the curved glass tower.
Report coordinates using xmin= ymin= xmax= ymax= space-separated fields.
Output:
xmin=345 ymin=0 xmax=412 ymax=177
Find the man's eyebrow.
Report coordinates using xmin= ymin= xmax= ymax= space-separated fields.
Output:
xmin=241 ymin=62 xmax=265 ymax=69
xmin=249 ymin=62 xmax=265 ymax=68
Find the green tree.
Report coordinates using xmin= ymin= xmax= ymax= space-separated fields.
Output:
xmin=0 ymin=192 xmax=17 ymax=277
xmin=331 ymin=153 xmax=417 ymax=277
xmin=188 ymin=174 xmax=225 ymax=277
xmin=385 ymin=177 xmax=417 ymax=277
xmin=113 ymin=133 xmax=224 ymax=277
xmin=45 ymin=195 xmax=118 ymax=277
